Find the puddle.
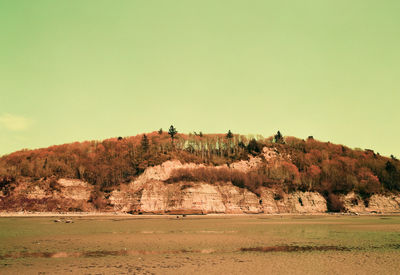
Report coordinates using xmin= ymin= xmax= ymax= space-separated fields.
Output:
xmin=3 ymin=244 xmax=397 ymax=260
xmin=240 ymin=245 xmax=350 ymax=253
xmin=0 ymin=248 xmax=215 ymax=260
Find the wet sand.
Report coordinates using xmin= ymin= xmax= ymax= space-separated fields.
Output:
xmin=1 ymin=215 xmax=399 ymax=274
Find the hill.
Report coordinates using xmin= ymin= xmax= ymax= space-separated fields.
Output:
xmin=0 ymin=130 xmax=399 ymax=213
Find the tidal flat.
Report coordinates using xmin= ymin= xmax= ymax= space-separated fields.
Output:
xmin=1 ymin=215 xmax=400 ymax=274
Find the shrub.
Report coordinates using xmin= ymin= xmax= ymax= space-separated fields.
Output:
xmin=274 ymin=193 xmax=283 ymax=200
xmin=355 ymin=167 xmax=381 ymax=197
xmin=327 ymin=193 xmax=345 ymax=212
xmin=167 ymin=167 xmax=266 ymax=196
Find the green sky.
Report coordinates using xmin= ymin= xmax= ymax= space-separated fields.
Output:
xmin=0 ymin=0 xmax=399 ymax=157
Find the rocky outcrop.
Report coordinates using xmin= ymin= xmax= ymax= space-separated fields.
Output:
xmin=108 ymin=160 xmax=399 ymax=214
xmin=1 ymin=160 xmax=399 ymax=214
xmin=260 ymin=189 xmax=327 ymax=214
xmin=108 ymin=160 xmax=328 ymax=214
xmin=137 ymin=160 xmax=204 ymax=183
xmin=0 ymin=177 xmax=94 ymax=212
xmin=343 ymin=192 xmax=400 ymax=213
xmin=55 ymin=179 xmax=92 ymax=201
xmin=109 ymin=180 xmax=328 ymax=214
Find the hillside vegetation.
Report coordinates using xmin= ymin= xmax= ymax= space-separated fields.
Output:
xmin=0 ymin=128 xmax=399 ymax=212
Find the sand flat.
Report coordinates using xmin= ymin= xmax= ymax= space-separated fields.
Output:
xmin=1 ymin=215 xmax=399 ymax=274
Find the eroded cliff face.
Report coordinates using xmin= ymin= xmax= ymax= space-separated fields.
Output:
xmin=342 ymin=192 xmax=400 ymax=213
xmin=0 ymin=178 xmax=95 ymax=212
xmin=259 ymin=189 xmax=327 ymax=214
xmin=1 ymin=158 xmax=399 ymax=214
xmin=110 ymin=185 xmax=330 ymax=215
xmin=108 ymin=159 xmax=328 ymax=214
xmin=108 ymin=159 xmax=399 ymax=214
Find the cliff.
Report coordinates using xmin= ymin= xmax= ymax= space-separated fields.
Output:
xmin=1 ymin=158 xmax=399 ymax=214
xmin=2 ymin=132 xmax=400 ymax=213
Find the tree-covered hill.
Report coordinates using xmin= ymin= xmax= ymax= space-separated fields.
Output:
xmin=1 ymin=129 xmax=399 ymax=204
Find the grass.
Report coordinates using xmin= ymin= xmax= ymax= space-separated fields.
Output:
xmin=0 ymin=215 xmax=400 ymax=274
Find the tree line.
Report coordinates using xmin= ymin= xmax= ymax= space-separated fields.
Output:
xmin=0 ymin=127 xmax=399 ymax=206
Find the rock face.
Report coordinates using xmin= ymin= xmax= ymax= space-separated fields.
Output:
xmin=260 ymin=190 xmax=327 ymax=214
xmin=56 ymin=179 xmax=92 ymax=201
xmin=109 ymin=181 xmax=327 ymax=214
xmin=1 ymin=160 xmax=399 ymax=214
xmin=109 ymin=160 xmax=328 ymax=214
xmin=0 ymin=177 xmax=94 ymax=212
xmin=343 ymin=192 xmax=400 ymax=213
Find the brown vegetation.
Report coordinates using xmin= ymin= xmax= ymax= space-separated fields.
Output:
xmin=0 ymin=130 xmax=399 ymax=213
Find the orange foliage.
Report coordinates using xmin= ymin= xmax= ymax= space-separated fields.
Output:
xmin=0 ymin=131 xmax=399 ymax=199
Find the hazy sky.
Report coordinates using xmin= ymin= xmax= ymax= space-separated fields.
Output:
xmin=1 ymin=0 xmax=399 ymax=157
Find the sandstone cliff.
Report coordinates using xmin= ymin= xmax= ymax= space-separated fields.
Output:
xmin=107 ymin=160 xmax=329 ymax=214
xmin=1 ymin=158 xmax=399 ymax=214
xmin=0 ymin=177 xmax=95 ymax=212
xmin=342 ymin=192 xmax=400 ymax=213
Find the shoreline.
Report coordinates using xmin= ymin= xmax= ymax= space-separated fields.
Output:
xmin=1 ymin=211 xmax=400 ymax=218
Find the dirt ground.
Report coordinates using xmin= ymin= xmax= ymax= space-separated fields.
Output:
xmin=0 ymin=215 xmax=399 ymax=274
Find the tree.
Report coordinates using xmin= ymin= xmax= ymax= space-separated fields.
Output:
xmin=382 ymin=161 xmax=400 ymax=191
xmin=274 ymin=131 xmax=284 ymax=144
xmin=247 ymin=139 xmax=261 ymax=155
xmin=141 ymin=134 xmax=149 ymax=151
xmin=168 ymin=125 xmax=178 ymax=141
xmin=158 ymin=128 xmax=163 ymax=135
xmin=226 ymin=130 xmax=233 ymax=139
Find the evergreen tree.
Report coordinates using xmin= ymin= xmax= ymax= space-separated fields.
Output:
xmin=274 ymin=131 xmax=284 ymax=144
xmin=168 ymin=125 xmax=178 ymax=144
xmin=141 ymin=134 xmax=149 ymax=151
xmin=168 ymin=125 xmax=177 ymax=139
xmin=226 ymin=130 xmax=233 ymax=139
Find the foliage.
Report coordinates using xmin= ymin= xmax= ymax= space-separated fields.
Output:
xmin=274 ymin=131 xmax=284 ymax=144
xmin=0 ymin=131 xmax=399 ymax=201
xmin=168 ymin=125 xmax=178 ymax=140
xmin=326 ymin=193 xmax=345 ymax=212
xmin=141 ymin=134 xmax=149 ymax=151
xmin=247 ymin=139 xmax=262 ymax=155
